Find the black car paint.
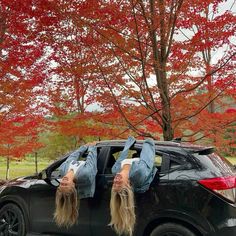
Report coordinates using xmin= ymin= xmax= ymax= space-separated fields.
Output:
xmin=0 ymin=140 xmax=236 ymax=236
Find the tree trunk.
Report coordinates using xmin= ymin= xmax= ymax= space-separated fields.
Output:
xmin=73 ymin=77 xmax=85 ymax=114
xmin=162 ymin=104 xmax=174 ymax=140
xmin=6 ymin=156 xmax=10 ymax=180
xmin=149 ymin=0 xmax=174 ymax=141
xmin=159 ymin=69 xmax=174 ymax=141
xmin=207 ymin=74 xmax=215 ymax=113
xmin=35 ymin=152 xmax=38 ymax=174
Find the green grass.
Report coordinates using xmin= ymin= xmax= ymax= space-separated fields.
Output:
xmin=0 ymin=156 xmax=235 ymax=181
xmin=226 ymin=157 xmax=236 ymax=165
xmin=0 ymin=158 xmax=53 ymax=180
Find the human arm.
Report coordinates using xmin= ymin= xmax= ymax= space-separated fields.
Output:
xmin=111 ymin=136 xmax=136 ymax=174
xmin=75 ymin=142 xmax=98 ymax=184
xmin=58 ymin=143 xmax=91 ymax=176
xmin=83 ymin=144 xmax=97 ymax=172
xmin=129 ymin=138 xmax=155 ymax=187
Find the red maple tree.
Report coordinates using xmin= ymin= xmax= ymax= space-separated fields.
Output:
xmin=0 ymin=0 xmax=235 ymax=158
xmin=29 ymin=0 xmax=235 ymax=149
xmin=0 ymin=0 xmax=47 ymax=163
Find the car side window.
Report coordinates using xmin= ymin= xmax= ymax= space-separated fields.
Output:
xmin=104 ymin=147 xmax=188 ymax=174
xmin=105 ymin=147 xmax=141 ymax=174
xmin=113 ymin=149 xmax=139 ymax=160
xmin=169 ymin=159 xmax=182 ymax=169
xmin=49 ymin=147 xmax=100 ymax=180
xmin=50 ymin=161 xmax=65 ymax=180
xmin=159 ymin=153 xmax=186 ymax=173
xmin=51 ymin=168 xmax=62 ymax=179
xmin=168 ymin=154 xmax=185 ymax=171
xmin=154 ymin=154 xmax=162 ymax=168
xmin=157 ymin=153 xmax=167 ymax=173
xmin=105 ymin=147 xmax=164 ymax=174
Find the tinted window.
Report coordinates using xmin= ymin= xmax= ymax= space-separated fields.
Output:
xmin=193 ymin=152 xmax=235 ymax=176
xmin=113 ymin=149 xmax=139 ymax=160
xmin=169 ymin=159 xmax=182 ymax=169
xmin=154 ymin=154 xmax=162 ymax=167
xmin=105 ymin=147 xmax=164 ymax=173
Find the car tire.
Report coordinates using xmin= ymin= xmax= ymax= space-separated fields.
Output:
xmin=150 ymin=222 xmax=196 ymax=236
xmin=0 ymin=203 xmax=26 ymax=236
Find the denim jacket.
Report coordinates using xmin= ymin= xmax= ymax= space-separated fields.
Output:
xmin=112 ymin=136 xmax=157 ymax=193
xmin=59 ymin=145 xmax=97 ymax=199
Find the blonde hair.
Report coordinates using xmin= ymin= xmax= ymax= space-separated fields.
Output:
xmin=109 ymin=184 xmax=136 ymax=236
xmin=54 ymin=186 xmax=79 ymax=228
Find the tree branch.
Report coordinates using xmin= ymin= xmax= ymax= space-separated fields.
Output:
xmin=172 ymin=51 xmax=236 ymax=98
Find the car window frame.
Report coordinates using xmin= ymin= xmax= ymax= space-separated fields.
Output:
xmin=98 ymin=145 xmax=172 ymax=176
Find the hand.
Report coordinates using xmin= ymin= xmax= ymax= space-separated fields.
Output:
xmin=86 ymin=141 xmax=97 ymax=146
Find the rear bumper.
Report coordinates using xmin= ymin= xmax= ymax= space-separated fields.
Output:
xmin=207 ymin=218 xmax=236 ymax=236
xmin=207 ymin=227 xmax=236 ymax=236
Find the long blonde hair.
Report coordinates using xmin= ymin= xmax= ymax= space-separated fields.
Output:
xmin=110 ymin=184 xmax=136 ymax=236
xmin=54 ymin=186 xmax=79 ymax=228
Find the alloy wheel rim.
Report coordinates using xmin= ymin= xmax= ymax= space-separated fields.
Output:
xmin=0 ymin=209 xmax=20 ymax=235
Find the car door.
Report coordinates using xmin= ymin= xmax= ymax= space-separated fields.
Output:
xmin=89 ymin=145 xmax=170 ymax=236
xmin=29 ymin=161 xmax=91 ymax=235
xmin=89 ymin=172 xmax=115 ymax=235
xmin=88 ymin=146 xmax=115 ymax=235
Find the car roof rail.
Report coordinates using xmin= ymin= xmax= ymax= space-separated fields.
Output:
xmin=172 ymin=137 xmax=182 ymax=143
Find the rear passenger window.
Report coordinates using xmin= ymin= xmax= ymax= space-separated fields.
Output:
xmin=105 ymin=148 xmax=140 ymax=174
xmin=170 ymin=160 xmax=181 ymax=169
xmin=113 ymin=149 xmax=138 ymax=160
xmin=167 ymin=154 xmax=184 ymax=171
xmin=154 ymin=154 xmax=162 ymax=168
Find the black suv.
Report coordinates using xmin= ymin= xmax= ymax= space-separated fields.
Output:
xmin=0 ymin=140 xmax=236 ymax=236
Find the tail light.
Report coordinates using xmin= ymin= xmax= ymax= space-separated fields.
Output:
xmin=198 ymin=176 xmax=236 ymax=203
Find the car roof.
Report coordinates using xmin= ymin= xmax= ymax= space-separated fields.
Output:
xmin=97 ymin=139 xmax=179 ymax=146
xmin=96 ymin=139 xmax=213 ymax=152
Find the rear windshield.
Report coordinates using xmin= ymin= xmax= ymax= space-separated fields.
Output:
xmin=193 ymin=152 xmax=236 ymax=177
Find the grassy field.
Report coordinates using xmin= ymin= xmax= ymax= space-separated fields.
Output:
xmin=226 ymin=157 xmax=236 ymax=165
xmin=0 ymin=156 xmax=236 ymax=180
xmin=0 ymin=157 xmax=54 ymax=180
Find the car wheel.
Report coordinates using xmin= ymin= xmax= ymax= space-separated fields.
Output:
xmin=150 ymin=222 xmax=196 ymax=236
xmin=0 ymin=203 xmax=26 ymax=236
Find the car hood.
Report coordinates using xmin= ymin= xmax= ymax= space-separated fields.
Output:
xmin=0 ymin=175 xmax=38 ymax=190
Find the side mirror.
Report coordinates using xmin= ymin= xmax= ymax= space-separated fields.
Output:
xmin=39 ymin=169 xmax=60 ymax=187
xmin=38 ymin=169 xmax=47 ymax=180
xmin=50 ymin=179 xmax=60 ymax=187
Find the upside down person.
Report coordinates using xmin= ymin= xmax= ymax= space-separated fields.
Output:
xmin=54 ymin=141 xmax=97 ymax=228
xmin=110 ymin=136 xmax=156 ymax=236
